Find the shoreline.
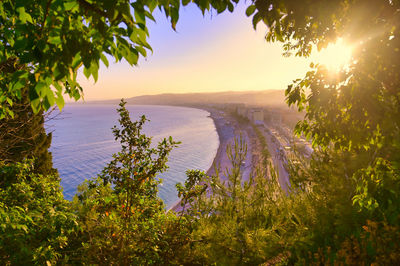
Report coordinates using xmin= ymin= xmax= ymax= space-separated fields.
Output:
xmin=168 ymin=106 xmax=255 ymax=212
xmin=202 ymin=108 xmax=232 ymax=177
xmin=168 ymin=107 xmax=234 ymax=212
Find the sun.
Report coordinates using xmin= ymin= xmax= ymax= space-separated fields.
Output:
xmin=314 ymin=38 xmax=353 ymax=72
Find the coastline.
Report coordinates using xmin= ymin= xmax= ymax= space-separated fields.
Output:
xmin=168 ymin=107 xmax=234 ymax=212
xmin=168 ymin=107 xmax=255 ymax=212
xmin=202 ymin=108 xmax=234 ymax=177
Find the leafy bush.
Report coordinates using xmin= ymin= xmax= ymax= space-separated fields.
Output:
xmin=0 ymin=160 xmax=77 ymax=264
xmin=68 ymin=100 xmax=193 ymax=264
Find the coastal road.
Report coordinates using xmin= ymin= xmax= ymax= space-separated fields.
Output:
xmin=209 ymin=112 xmax=289 ymax=192
xmin=169 ymin=109 xmax=255 ymax=212
xmin=260 ymin=124 xmax=290 ymax=192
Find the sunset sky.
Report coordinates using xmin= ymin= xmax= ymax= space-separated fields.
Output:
xmin=77 ymin=2 xmax=328 ymax=101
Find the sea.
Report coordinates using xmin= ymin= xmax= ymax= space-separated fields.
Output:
xmin=46 ymin=104 xmax=219 ymax=209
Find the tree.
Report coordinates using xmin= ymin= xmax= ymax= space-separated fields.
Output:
xmin=0 ymin=88 xmax=55 ymax=175
xmin=0 ymin=0 xmax=238 ymax=118
xmin=243 ymin=0 xmax=400 ymax=151
xmin=0 ymin=160 xmax=77 ymax=264
xmin=2 ymin=0 xmax=400 ymax=263
xmin=0 ymin=0 xmax=162 ymax=116
xmin=69 ymin=100 xmax=190 ymax=264
xmin=243 ymin=0 xmax=400 ymax=262
xmin=244 ymin=0 xmax=400 ymax=215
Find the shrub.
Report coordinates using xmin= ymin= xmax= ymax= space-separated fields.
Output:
xmin=0 ymin=160 xmax=77 ymax=264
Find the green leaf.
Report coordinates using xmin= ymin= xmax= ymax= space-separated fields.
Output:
xmin=11 ymin=80 xmax=25 ymax=92
xmin=227 ymin=2 xmax=234 ymax=13
xmin=144 ymin=11 xmax=156 ymax=22
xmin=73 ymin=85 xmax=82 ymax=100
xmin=45 ymin=89 xmax=55 ymax=107
xmin=147 ymin=0 xmax=158 ymax=12
xmin=170 ymin=8 xmax=179 ymax=30
xmin=125 ymin=47 xmax=138 ymax=66
xmin=55 ymin=92 xmax=65 ymax=111
xmin=48 ymin=36 xmax=62 ymax=45
xmin=252 ymin=13 xmax=262 ymax=30
xmin=134 ymin=9 xmax=146 ymax=25
xmin=6 ymin=108 xmax=14 ymax=118
xmin=100 ymin=53 xmax=109 ymax=67
xmin=72 ymin=53 xmax=82 ymax=69
xmin=135 ymin=46 xmax=147 ymax=57
xmin=6 ymin=98 xmax=13 ymax=107
xmin=34 ymin=82 xmax=48 ymax=97
xmin=245 ymin=5 xmax=256 ymax=17
xmin=83 ymin=67 xmax=91 ymax=79
xmin=43 ymin=95 xmax=51 ymax=110
xmin=90 ymin=62 xmax=99 ymax=82
xmin=30 ymin=98 xmax=41 ymax=113
xmin=104 ymin=196 xmax=112 ymax=204
xmin=64 ymin=0 xmax=78 ymax=11
xmin=17 ymin=7 xmax=33 ymax=24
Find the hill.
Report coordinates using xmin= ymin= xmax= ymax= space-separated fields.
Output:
xmin=89 ymin=90 xmax=286 ymax=107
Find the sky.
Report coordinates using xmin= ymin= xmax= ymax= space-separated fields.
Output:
xmin=77 ymin=2 xmax=315 ymax=101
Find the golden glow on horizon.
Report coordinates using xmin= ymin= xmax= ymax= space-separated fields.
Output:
xmin=314 ymin=39 xmax=353 ymax=72
xmin=77 ymin=36 xmax=355 ymax=101
xmin=75 ymin=8 xmax=353 ymax=101
xmin=77 ymin=25 xmax=313 ymax=101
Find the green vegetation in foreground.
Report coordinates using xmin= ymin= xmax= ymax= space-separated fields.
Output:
xmin=1 ymin=100 xmax=400 ymax=264
xmin=1 ymin=0 xmax=400 ymax=264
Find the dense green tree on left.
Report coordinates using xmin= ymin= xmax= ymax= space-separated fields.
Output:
xmin=0 ymin=0 xmax=158 ymax=117
xmin=0 ymin=0 xmax=239 ymax=119
xmin=0 ymin=160 xmax=77 ymax=264
xmin=0 ymin=89 xmax=55 ymax=175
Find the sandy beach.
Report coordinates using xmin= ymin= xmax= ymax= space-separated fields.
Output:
xmin=169 ymin=107 xmax=257 ymax=212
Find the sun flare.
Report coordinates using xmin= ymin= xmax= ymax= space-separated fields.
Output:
xmin=314 ymin=39 xmax=353 ymax=72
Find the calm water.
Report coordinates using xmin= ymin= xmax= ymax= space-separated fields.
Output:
xmin=47 ymin=104 xmax=219 ymax=208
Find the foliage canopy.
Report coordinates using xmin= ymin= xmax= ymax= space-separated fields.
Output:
xmin=1 ymin=0 xmax=400 ymax=264
xmin=0 ymin=0 xmax=239 ymax=118
xmin=245 ymin=0 xmax=400 ymax=217
xmin=0 ymin=160 xmax=76 ymax=264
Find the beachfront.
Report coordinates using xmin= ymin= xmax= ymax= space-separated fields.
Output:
xmin=170 ymin=107 xmax=266 ymax=212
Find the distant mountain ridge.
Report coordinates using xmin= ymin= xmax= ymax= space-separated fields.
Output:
xmin=89 ymin=90 xmax=286 ymax=107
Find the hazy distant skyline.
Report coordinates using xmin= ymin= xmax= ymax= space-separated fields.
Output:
xmin=77 ymin=2 xmax=315 ymax=101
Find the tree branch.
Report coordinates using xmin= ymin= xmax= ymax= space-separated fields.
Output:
xmin=40 ymin=0 xmax=53 ymax=37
